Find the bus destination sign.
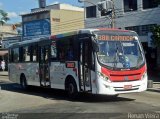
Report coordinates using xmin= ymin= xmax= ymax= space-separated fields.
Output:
xmin=98 ymin=35 xmax=134 ymax=41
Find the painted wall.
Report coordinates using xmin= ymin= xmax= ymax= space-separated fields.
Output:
xmin=0 ymin=25 xmax=17 ymax=36
xmin=50 ymin=9 xmax=84 ymax=35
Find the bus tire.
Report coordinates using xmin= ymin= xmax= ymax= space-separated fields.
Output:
xmin=20 ymin=75 xmax=28 ymax=90
xmin=66 ymin=79 xmax=78 ymax=99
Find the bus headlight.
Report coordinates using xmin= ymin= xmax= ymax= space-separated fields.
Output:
xmin=141 ymin=72 xmax=147 ymax=80
xmin=97 ymin=71 xmax=110 ymax=82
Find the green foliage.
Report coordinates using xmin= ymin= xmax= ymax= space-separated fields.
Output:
xmin=152 ymin=25 xmax=160 ymax=46
xmin=0 ymin=9 xmax=10 ymax=25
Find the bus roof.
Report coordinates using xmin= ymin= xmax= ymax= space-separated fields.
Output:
xmin=9 ymin=28 xmax=136 ymax=48
xmin=97 ymin=28 xmax=132 ymax=32
xmin=50 ymin=28 xmax=135 ymax=39
xmin=9 ymin=37 xmax=49 ymax=48
xmin=50 ymin=31 xmax=78 ymax=39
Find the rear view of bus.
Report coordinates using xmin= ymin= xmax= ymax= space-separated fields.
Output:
xmin=94 ymin=28 xmax=147 ymax=95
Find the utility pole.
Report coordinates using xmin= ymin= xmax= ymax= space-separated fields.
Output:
xmin=79 ymin=0 xmax=115 ymax=28
xmin=111 ymin=0 xmax=115 ymax=28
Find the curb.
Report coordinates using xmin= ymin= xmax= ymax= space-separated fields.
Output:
xmin=0 ymin=72 xmax=8 ymax=76
xmin=0 ymin=75 xmax=8 ymax=76
xmin=0 ymin=74 xmax=8 ymax=76
xmin=147 ymin=88 xmax=160 ymax=93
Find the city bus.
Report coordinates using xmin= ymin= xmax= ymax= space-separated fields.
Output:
xmin=8 ymin=28 xmax=147 ymax=97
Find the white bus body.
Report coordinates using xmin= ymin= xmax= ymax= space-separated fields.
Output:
xmin=8 ymin=28 xmax=147 ymax=97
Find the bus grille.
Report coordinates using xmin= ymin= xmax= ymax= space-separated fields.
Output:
xmin=115 ymin=88 xmax=139 ymax=92
xmin=114 ymin=85 xmax=140 ymax=92
xmin=110 ymin=73 xmax=141 ymax=82
xmin=112 ymin=79 xmax=140 ymax=82
xmin=110 ymin=73 xmax=141 ymax=76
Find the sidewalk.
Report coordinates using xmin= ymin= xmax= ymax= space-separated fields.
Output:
xmin=147 ymin=69 xmax=160 ymax=92
xmin=0 ymin=71 xmax=159 ymax=92
xmin=147 ymin=82 xmax=160 ymax=93
xmin=0 ymin=71 xmax=8 ymax=76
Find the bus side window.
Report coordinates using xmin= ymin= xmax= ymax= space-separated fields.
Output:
xmin=31 ymin=45 xmax=38 ymax=62
xmin=33 ymin=46 xmax=37 ymax=61
xmin=51 ymin=41 xmax=57 ymax=60
xmin=65 ymin=36 xmax=75 ymax=61
xmin=66 ymin=47 xmax=74 ymax=61
xmin=13 ymin=48 xmax=19 ymax=62
xmin=23 ymin=46 xmax=30 ymax=62
xmin=9 ymin=49 xmax=14 ymax=62
xmin=56 ymin=39 xmax=65 ymax=61
xmin=56 ymin=36 xmax=76 ymax=61
xmin=19 ymin=47 xmax=23 ymax=62
xmin=59 ymin=48 xmax=65 ymax=60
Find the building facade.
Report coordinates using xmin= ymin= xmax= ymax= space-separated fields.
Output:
xmin=0 ymin=24 xmax=18 ymax=48
xmin=21 ymin=3 xmax=84 ymax=40
xmin=84 ymin=0 xmax=160 ymax=41
xmin=0 ymin=24 xmax=19 ymax=65
xmin=83 ymin=0 xmax=160 ymax=67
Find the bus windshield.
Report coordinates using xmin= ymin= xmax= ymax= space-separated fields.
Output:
xmin=95 ymin=31 xmax=145 ymax=69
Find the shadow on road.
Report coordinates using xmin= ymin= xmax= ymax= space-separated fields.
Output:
xmin=0 ymin=81 xmax=135 ymax=103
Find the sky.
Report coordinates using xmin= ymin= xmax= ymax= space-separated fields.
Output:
xmin=0 ymin=0 xmax=82 ymax=24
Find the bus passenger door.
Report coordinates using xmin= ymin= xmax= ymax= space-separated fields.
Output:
xmin=39 ymin=45 xmax=50 ymax=87
xmin=79 ymin=39 xmax=92 ymax=92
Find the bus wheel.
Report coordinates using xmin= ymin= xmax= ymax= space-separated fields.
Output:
xmin=66 ymin=80 xmax=78 ymax=99
xmin=20 ymin=75 xmax=28 ymax=90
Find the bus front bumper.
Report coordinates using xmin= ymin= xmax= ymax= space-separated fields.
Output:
xmin=97 ymin=76 xmax=148 ymax=95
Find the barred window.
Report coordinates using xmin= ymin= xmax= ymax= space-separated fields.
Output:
xmin=86 ymin=6 xmax=96 ymax=18
xmin=124 ymin=0 xmax=137 ymax=12
xmin=143 ymin=0 xmax=158 ymax=9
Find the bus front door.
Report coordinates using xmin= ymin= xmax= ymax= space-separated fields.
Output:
xmin=79 ymin=39 xmax=92 ymax=92
xmin=39 ymin=45 xmax=50 ymax=87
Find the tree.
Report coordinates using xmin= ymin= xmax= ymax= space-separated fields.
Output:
xmin=152 ymin=25 xmax=160 ymax=46
xmin=149 ymin=0 xmax=160 ymax=45
xmin=0 ymin=9 xmax=10 ymax=25
xmin=152 ymin=25 xmax=160 ymax=67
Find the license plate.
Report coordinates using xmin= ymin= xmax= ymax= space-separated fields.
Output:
xmin=124 ymin=85 xmax=132 ymax=89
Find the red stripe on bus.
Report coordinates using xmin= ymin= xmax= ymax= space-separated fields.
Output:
xmin=101 ymin=65 xmax=146 ymax=82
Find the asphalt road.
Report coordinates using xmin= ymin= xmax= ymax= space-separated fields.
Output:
xmin=0 ymin=76 xmax=160 ymax=119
